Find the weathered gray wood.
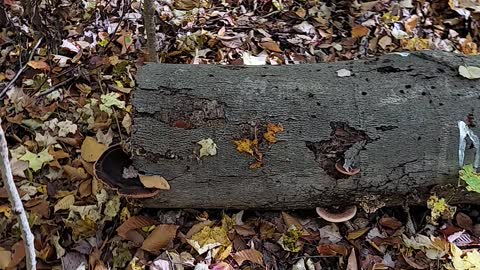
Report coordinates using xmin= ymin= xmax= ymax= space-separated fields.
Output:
xmin=132 ymin=51 xmax=480 ymax=209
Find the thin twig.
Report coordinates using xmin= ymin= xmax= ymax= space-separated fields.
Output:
xmin=0 ymin=118 xmax=36 ymax=270
xmin=102 ymin=0 xmax=127 ymax=52
xmin=0 ymin=38 xmax=43 ymax=98
xmin=35 ymin=76 xmax=76 ymax=97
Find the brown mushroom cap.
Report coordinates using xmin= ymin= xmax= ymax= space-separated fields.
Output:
xmin=316 ymin=205 xmax=357 ymax=223
xmin=94 ymin=144 xmax=161 ymax=198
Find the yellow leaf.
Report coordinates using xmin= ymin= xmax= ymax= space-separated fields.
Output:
xmin=138 ymin=175 xmax=171 ymax=190
xmin=232 ymin=249 xmax=264 ymax=266
xmin=197 ymin=138 xmax=217 ymax=158
xmin=27 ymin=60 xmax=50 ymax=71
xmin=427 ymin=195 xmax=456 ymax=225
xmin=81 ymin=137 xmax=107 ymax=162
xmin=234 ymin=139 xmax=256 ymax=156
xmin=141 ymin=224 xmax=178 ymax=254
xmin=54 ymin=194 xmax=75 ymax=212
xmin=459 ymin=65 xmax=480 ymax=80
xmin=347 ymin=227 xmax=370 ymax=240
xmin=0 ymin=204 xmax=12 ymax=219
xmin=351 ymin=25 xmax=369 ymax=38
xmin=264 ymin=123 xmax=284 ymax=144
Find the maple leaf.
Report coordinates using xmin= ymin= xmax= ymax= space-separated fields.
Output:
xmin=19 ymin=148 xmax=54 ymax=172
xmin=234 ymin=139 xmax=257 ymax=156
xmin=100 ymin=92 xmax=125 ymax=115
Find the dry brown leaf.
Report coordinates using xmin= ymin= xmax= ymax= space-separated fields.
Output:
xmin=28 ymin=200 xmax=50 ymax=218
xmin=379 ymin=217 xmax=402 ymax=230
xmin=117 ymin=216 xmax=157 ymax=238
xmin=27 ymin=60 xmax=50 ymax=71
xmin=378 ymin=36 xmax=392 ymax=50
xmin=138 ymin=175 xmax=170 ymax=190
xmin=234 ymin=225 xmax=256 ymax=236
xmin=78 ymin=179 xmax=92 ymax=198
xmin=260 ymin=41 xmax=282 ymax=52
xmin=49 ymin=148 xmax=70 ymax=160
xmin=316 ymin=244 xmax=349 ymax=256
xmin=141 ymin=224 xmax=178 ymax=254
xmin=232 ymin=249 xmax=264 ymax=266
xmin=263 ymin=123 xmax=284 ymax=144
xmin=347 ymin=227 xmax=370 ymax=240
xmin=405 ymin=15 xmax=418 ymax=33
xmin=456 ymin=212 xmax=473 ymax=230
xmin=80 ymin=137 xmax=107 ymax=162
xmin=351 ymin=25 xmax=370 ymax=38
xmin=54 ymin=194 xmax=75 ymax=212
xmin=63 ymin=165 xmax=89 ymax=181
xmin=0 ymin=250 xmax=12 ymax=269
xmin=10 ymin=240 xmax=25 ymax=268
xmin=282 ymin=212 xmax=303 ymax=231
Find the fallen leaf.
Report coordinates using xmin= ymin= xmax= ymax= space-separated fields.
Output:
xmin=54 ymin=194 xmax=75 ymax=212
xmin=63 ymin=165 xmax=89 ymax=181
xmin=234 ymin=139 xmax=256 ymax=156
xmin=139 ymin=175 xmax=171 ymax=190
xmin=282 ymin=212 xmax=303 ymax=231
xmin=81 ymin=137 xmax=107 ymax=162
xmin=264 ymin=123 xmax=284 ymax=144
xmin=57 ymin=120 xmax=78 ymax=137
xmin=378 ymin=36 xmax=392 ymax=50
xmin=96 ymin=128 xmax=113 ymax=146
xmin=459 ymin=65 xmax=480 ymax=80
xmin=0 ymin=250 xmax=12 ymax=269
xmin=260 ymin=41 xmax=282 ymax=52
xmin=405 ymin=15 xmax=418 ymax=33
xmin=346 ymin=248 xmax=358 ymax=270
xmin=10 ymin=157 xmax=29 ymax=178
xmin=141 ymin=224 xmax=178 ymax=254
xmin=351 ymin=25 xmax=369 ymax=38
xmin=316 ymin=244 xmax=349 ymax=256
xmin=117 ymin=216 xmax=157 ymax=238
xmin=347 ymin=227 xmax=370 ymax=240
xmin=19 ymin=148 xmax=54 ymax=172
xmin=27 ymin=60 xmax=50 ymax=71
xmin=232 ymin=249 xmax=264 ymax=266
xmin=379 ymin=217 xmax=402 ymax=230
xmin=456 ymin=212 xmax=473 ymax=230
xmin=197 ymin=138 xmax=217 ymax=158
xmin=337 ymin=69 xmax=352 ymax=77
xmin=242 ymin=52 xmax=267 ymax=65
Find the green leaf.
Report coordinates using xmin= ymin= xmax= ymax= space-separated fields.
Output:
xmin=19 ymin=148 xmax=54 ymax=172
xmin=459 ymin=164 xmax=480 ymax=193
xmin=98 ymin=39 xmax=109 ymax=47
xmin=459 ymin=65 xmax=480 ymax=80
xmin=100 ymin=92 xmax=125 ymax=115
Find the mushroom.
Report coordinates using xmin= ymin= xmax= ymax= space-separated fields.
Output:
xmin=316 ymin=205 xmax=357 ymax=223
xmin=335 ymin=161 xmax=360 ymax=176
xmin=94 ymin=144 xmax=161 ymax=198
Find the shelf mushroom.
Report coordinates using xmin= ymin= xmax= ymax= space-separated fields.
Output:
xmin=316 ymin=205 xmax=357 ymax=223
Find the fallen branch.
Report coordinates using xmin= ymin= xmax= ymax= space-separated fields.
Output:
xmin=35 ymin=76 xmax=76 ymax=97
xmin=0 ymin=38 xmax=43 ymax=99
xmin=0 ymin=118 xmax=36 ymax=269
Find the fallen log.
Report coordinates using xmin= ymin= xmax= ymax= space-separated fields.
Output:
xmin=132 ymin=51 xmax=480 ymax=209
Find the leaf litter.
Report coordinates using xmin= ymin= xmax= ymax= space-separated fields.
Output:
xmin=0 ymin=0 xmax=480 ymax=269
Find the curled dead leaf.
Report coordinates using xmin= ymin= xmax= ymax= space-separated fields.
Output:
xmin=139 ymin=175 xmax=170 ymax=190
xmin=81 ymin=137 xmax=107 ymax=162
xmin=117 ymin=216 xmax=157 ymax=238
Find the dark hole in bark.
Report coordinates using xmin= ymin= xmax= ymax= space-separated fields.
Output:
xmin=421 ymin=92 xmax=427 ymax=96
xmin=305 ymin=122 xmax=371 ymax=179
xmin=439 ymin=103 xmax=444 ymax=106
xmin=361 ymin=91 xmax=367 ymax=96
xmin=316 ymin=102 xmax=321 ymax=106
xmin=431 ymin=86 xmax=436 ymax=89
xmin=405 ymin=85 xmax=412 ymax=89
xmin=418 ymin=136 xmax=422 ymax=141
xmin=308 ymin=93 xmax=314 ymax=98
xmin=208 ymin=74 xmax=214 ymax=77
xmin=311 ymin=115 xmax=317 ymax=118
xmin=399 ymin=90 xmax=406 ymax=94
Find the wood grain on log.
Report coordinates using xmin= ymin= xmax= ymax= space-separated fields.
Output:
xmin=132 ymin=51 xmax=480 ymax=209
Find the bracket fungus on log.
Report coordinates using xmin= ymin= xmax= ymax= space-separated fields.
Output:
xmin=316 ymin=206 xmax=357 ymax=223
xmin=94 ymin=144 xmax=160 ymax=198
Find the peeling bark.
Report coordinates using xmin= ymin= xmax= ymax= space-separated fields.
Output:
xmin=132 ymin=51 xmax=480 ymax=209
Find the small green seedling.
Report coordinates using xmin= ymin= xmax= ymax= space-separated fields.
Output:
xmin=459 ymin=164 xmax=480 ymax=193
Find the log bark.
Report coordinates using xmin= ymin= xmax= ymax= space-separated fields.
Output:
xmin=132 ymin=51 xmax=480 ymax=209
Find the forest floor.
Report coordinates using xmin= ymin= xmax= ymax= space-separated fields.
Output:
xmin=1 ymin=0 xmax=480 ymax=269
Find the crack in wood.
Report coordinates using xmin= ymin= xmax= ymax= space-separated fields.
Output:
xmin=305 ymin=122 xmax=371 ymax=179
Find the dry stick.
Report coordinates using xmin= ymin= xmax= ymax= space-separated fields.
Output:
xmin=0 ymin=38 xmax=43 ymax=98
xmin=144 ymin=0 xmax=158 ymax=62
xmin=35 ymin=76 xmax=76 ymax=97
xmin=0 ymin=118 xmax=36 ymax=270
